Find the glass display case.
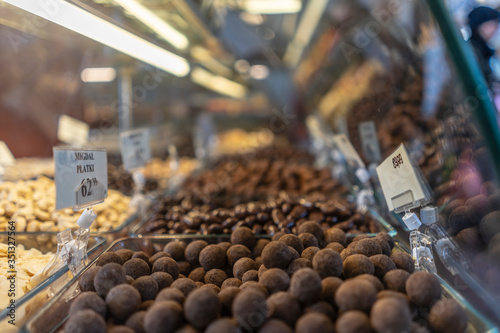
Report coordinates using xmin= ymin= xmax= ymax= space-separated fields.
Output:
xmin=2 ymin=0 xmax=500 ymax=330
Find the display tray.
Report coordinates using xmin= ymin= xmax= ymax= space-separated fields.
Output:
xmin=22 ymin=235 xmax=497 ymax=333
xmin=0 ymin=234 xmax=106 ymax=331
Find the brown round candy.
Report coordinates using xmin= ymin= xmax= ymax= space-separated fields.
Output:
xmin=140 ymin=300 xmax=155 ymax=311
xmin=390 ymin=252 xmax=415 ymax=273
xmin=163 ymin=241 xmax=185 ymax=261
xmin=287 ymin=258 xmax=312 ymax=276
xmin=184 ymin=240 xmax=208 ymax=265
xmin=227 ymin=244 xmax=252 ymax=266
xmin=312 ymin=249 xmax=343 ymax=278
xmin=242 ymin=270 xmax=259 ymax=283
xmin=231 ymin=226 xmax=256 ymax=249
xmin=115 ymin=249 xmax=134 ymax=263
xmin=335 ymin=279 xmax=377 ymax=312
xmin=171 ymin=278 xmax=197 ymax=297
xmin=132 ymin=252 xmax=150 ymax=265
xmin=305 ymin=301 xmax=336 ymax=319
xmin=96 ymin=252 xmax=123 ymax=267
xmin=184 ymin=288 xmax=220 ymax=329
xmin=325 ymin=242 xmax=345 ymax=253
xmin=218 ymin=286 xmax=240 ymax=316
xmin=232 ymin=288 xmax=268 ymax=330
xmin=340 ymin=248 xmax=357 ymax=261
xmin=376 ymin=232 xmax=395 ymax=249
xmin=260 ymin=268 xmax=290 ymax=294
xmin=325 ymin=228 xmax=347 ymax=246
xmin=106 ymin=284 xmax=141 ymax=321
xmin=383 ymin=269 xmax=410 ymax=293
xmin=188 ymin=267 xmax=206 ymax=282
xmin=342 ymin=254 xmax=374 ymax=278
xmin=123 ymin=258 xmax=150 ymax=280
xmin=156 ymin=287 xmax=185 ymax=305
xmin=125 ymin=311 xmax=145 ymax=333
xmin=301 ymin=247 xmax=320 ymax=261
xmin=321 ymin=277 xmax=343 ymax=306
xmin=221 ymin=278 xmax=242 ymax=289
xmin=259 ymin=319 xmax=293 ymax=333
xmin=240 ymin=281 xmax=268 ymax=295
xmin=262 ymin=241 xmax=292 ymax=269
xmin=218 ymin=242 xmax=232 ymax=253
xmin=298 ymin=221 xmax=324 ymax=241
xmin=149 ymin=272 xmax=172 ymax=291
xmin=272 ymin=231 xmax=286 ymax=241
xmin=353 ymin=238 xmax=382 ymax=257
xmin=152 ymin=257 xmax=179 ymax=280
xmin=370 ymin=297 xmax=411 ymax=333
xmin=144 ymin=300 xmax=183 ymax=333
xmin=199 ymin=245 xmax=226 ymax=270
xmin=336 ymin=310 xmax=371 ymax=333
xmin=299 ymin=233 xmax=318 ymax=249
xmin=295 ymin=313 xmax=334 ymax=333
xmin=79 ymin=266 xmax=100 ymax=292
xmin=199 ymin=284 xmax=220 ymax=294
xmin=175 ymin=325 xmax=197 ymax=333
xmin=132 ymin=276 xmax=159 ymax=301
xmin=280 ymin=234 xmax=304 ymax=254
xmin=289 ymin=268 xmax=322 ymax=305
xmin=94 ymin=263 xmax=127 ymax=298
xmin=206 ymin=318 xmax=239 ymax=333
xmin=355 ymin=274 xmax=383 ymax=292
xmin=177 ymin=261 xmax=191 ymax=276
xmin=267 ymin=291 xmax=301 ymax=326
xmin=149 ymin=252 xmax=172 ymax=266
xmin=253 ymin=239 xmax=271 ymax=257
xmin=370 ymin=254 xmax=396 ymax=280
xmin=69 ymin=292 xmax=106 ymax=317
xmin=65 ymin=309 xmax=106 ymax=333
xmin=233 ymin=257 xmax=259 ymax=280
xmin=429 ymin=299 xmax=468 ymax=333
xmin=205 ymin=269 xmax=228 ymax=287
xmin=405 ymin=271 xmax=442 ymax=307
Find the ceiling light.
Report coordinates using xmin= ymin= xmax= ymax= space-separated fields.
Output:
xmin=112 ymin=0 xmax=189 ymax=50
xmin=191 ymin=67 xmax=247 ymax=98
xmin=4 ymin=0 xmax=190 ymax=77
xmin=81 ymin=67 xmax=116 ymax=82
xmin=243 ymin=0 xmax=302 ymax=15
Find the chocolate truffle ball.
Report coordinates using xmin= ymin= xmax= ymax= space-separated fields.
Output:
xmin=164 ymin=242 xmax=185 ymax=261
xmin=240 ymin=281 xmax=268 ymax=295
xmin=455 ymin=227 xmax=484 ymax=253
xmin=272 ymin=231 xmax=286 ymax=241
xmin=171 ymin=278 xmax=197 ymax=297
xmin=242 ymin=269 xmax=259 ymax=282
xmin=335 ymin=279 xmax=377 ymax=312
xmin=342 ymin=254 xmax=375 ymax=278
xmin=325 ymin=228 xmax=347 ymax=246
xmin=326 ymin=242 xmax=345 ymax=253
xmin=127 ymin=276 xmax=134 ymax=284
xmin=94 ymin=263 xmax=127 ymax=298
xmin=132 ymin=252 xmax=150 ymax=265
xmin=233 ymin=257 xmax=259 ymax=280
xmin=480 ymin=211 xmax=500 ymax=243
xmin=258 ymin=264 xmax=268 ymax=279
xmin=253 ymin=239 xmax=271 ymax=257
xmin=299 ymin=233 xmax=318 ymax=249
xmin=429 ymin=299 xmax=468 ymax=333
xmin=290 ymin=268 xmax=322 ymax=304
xmin=280 ymin=234 xmax=304 ymax=254
xmin=116 ymin=249 xmax=134 ymax=263
xmin=150 ymin=272 xmax=173 ymax=290
xmin=370 ymin=254 xmax=396 ymax=279
xmin=287 ymin=258 xmax=312 ymax=276
xmin=321 ymin=277 xmax=343 ymax=306
xmin=152 ymin=257 xmax=179 ymax=280
xmin=390 ymin=252 xmax=415 ymax=273
xmin=227 ymin=244 xmax=252 ymax=266
xmin=184 ymin=240 xmax=208 ymax=265
xmin=200 ymin=245 xmax=226 ymax=270
xmin=96 ymin=252 xmax=123 ymax=267
xmin=232 ymin=288 xmax=268 ymax=330
xmin=355 ymin=274 xmax=384 ymax=292
xmin=106 ymin=284 xmax=141 ymax=321
xmin=262 ymin=241 xmax=292 ymax=269
xmin=200 ymin=284 xmax=220 ymax=294
xmin=221 ymin=278 xmax=242 ymax=289
xmin=205 ymin=269 xmax=228 ymax=287
xmin=313 ymin=249 xmax=343 ymax=278
xmin=340 ymin=248 xmax=357 ymax=261
xmin=218 ymin=242 xmax=232 ymax=253
xmin=124 ymin=258 xmax=150 ymax=279
xmin=295 ymin=313 xmax=334 ymax=333
xmin=377 ymin=290 xmax=408 ymax=303
xmin=188 ymin=267 xmax=206 ymax=282
xmin=140 ymin=300 xmax=155 ymax=311
xmin=205 ymin=318 xmax=238 ymax=333
xmin=144 ymin=301 xmax=183 ymax=333
xmin=177 ymin=261 xmax=191 ymax=276
xmin=218 ymin=286 xmax=240 ymax=316
xmin=383 ymin=269 xmax=410 ymax=293
xmin=259 ymin=319 xmax=293 ymax=333
xmin=65 ymin=309 xmax=106 ymax=333
xmin=353 ymin=238 xmax=382 ymax=257
xmin=405 ymin=271 xmax=442 ymax=307
xmin=370 ymin=297 xmax=411 ymax=333
xmin=298 ymin=221 xmax=324 ymax=241
xmin=376 ymin=232 xmax=395 ymax=249
xmin=301 ymin=247 xmax=320 ymax=261
xmin=231 ymin=226 xmax=256 ymax=249
xmin=69 ymin=292 xmax=106 ymax=317
xmin=109 ymin=326 xmax=134 ymax=333
xmin=149 ymin=252 xmax=172 ymax=266
xmin=184 ymin=288 xmax=220 ymax=329
xmin=449 ymin=206 xmax=474 ymax=234
xmin=125 ymin=311 xmax=145 ymax=333
xmin=336 ymin=310 xmax=371 ymax=333
xmin=375 ymin=238 xmax=392 ymax=256
xmin=260 ymin=268 xmax=290 ymax=294
xmin=305 ymin=301 xmax=336 ymax=319
xmin=175 ymin=325 xmax=197 ymax=333
xmin=80 ymin=266 xmax=100 ymax=292
xmin=288 ymin=246 xmax=300 ymax=261
xmin=132 ymin=276 xmax=159 ymax=301
xmin=156 ymin=287 xmax=185 ymax=305
xmin=352 ymin=234 xmax=371 ymax=242
xmin=267 ymin=291 xmax=301 ymax=326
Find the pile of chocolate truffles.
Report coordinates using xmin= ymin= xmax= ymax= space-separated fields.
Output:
xmin=68 ymin=228 xmax=468 ymax=333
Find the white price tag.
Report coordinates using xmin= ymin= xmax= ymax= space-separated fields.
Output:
xmin=359 ymin=121 xmax=381 ymax=163
xmin=0 ymin=141 xmax=15 ymax=166
xmin=333 ymin=134 xmax=365 ymax=168
xmin=57 ymin=115 xmax=89 ymax=145
xmin=54 ymin=147 xmax=107 ymax=210
xmin=336 ymin=116 xmax=349 ymax=138
xmin=120 ymin=129 xmax=151 ymax=171
xmin=376 ymin=144 xmax=430 ymax=212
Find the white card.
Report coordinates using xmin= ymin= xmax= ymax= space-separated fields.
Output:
xmin=54 ymin=147 xmax=107 ymax=210
xmin=376 ymin=144 xmax=429 ymax=212
xmin=359 ymin=121 xmax=382 ymax=163
xmin=333 ymin=134 xmax=365 ymax=168
xmin=0 ymin=141 xmax=15 ymax=166
xmin=120 ymin=129 xmax=151 ymax=171
xmin=57 ymin=115 xmax=90 ymax=145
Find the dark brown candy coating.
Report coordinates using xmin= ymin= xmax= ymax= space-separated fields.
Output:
xmin=242 ymin=269 xmax=259 ymax=282
xmin=188 ymin=267 xmax=206 ymax=282
xmin=149 ymin=252 xmax=172 ymax=266
xmin=231 ymin=226 xmax=256 ymax=249
xmin=79 ymin=266 xmax=100 ymax=292
xmin=340 ymin=248 xmax=357 ymax=261
xmin=226 ymin=244 xmax=252 ymax=266
xmin=94 ymin=263 xmax=127 ymax=298
xmin=217 ymin=242 xmax=233 ymax=253
xmin=312 ymin=249 xmax=343 ymax=278
xmin=177 ymin=261 xmax=192 ymax=276
xmin=152 ymin=257 xmax=179 ymax=280
xmin=298 ymin=221 xmax=324 ymax=241
xmin=132 ymin=252 xmax=151 ymax=265
xmin=267 ymin=291 xmax=301 ymax=326
xmin=65 ymin=309 xmax=106 ymax=333
xmin=221 ymin=278 xmax=242 ymax=289
xmin=305 ymin=301 xmax=336 ymax=319
xmin=295 ymin=313 xmax=335 ymax=333
xmin=69 ymin=292 xmax=106 ymax=317
xmin=108 ymin=326 xmax=134 ymax=333
xmin=163 ymin=242 xmax=185 ymax=261
xmin=325 ymin=228 xmax=347 ymax=246
xmin=335 ymin=279 xmax=377 ymax=312
xmin=156 ymin=287 xmax=185 ymax=305
xmin=342 ymin=254 xmax=375 ymax=278
xmin=96 ymin=252 xmax=123 ymax=267
xmin=405 ymin=271 xmax=442 ymax=307
xmin=287 ymin=258 xmax=312 ymax=276
xmin=370 ymin=297 xmax=411 ymax=333
xmin=184 ymin=288 xmax=220 ymax=329
xmin=105 ymin=284 xmax=141 ymax=321
xmin=326 ymin=242 xmax=345 ymax=253
xmin=383 ymin=269 xmax=410 ymax=293
xmin=336 ymin=310 xmax=371 ymax=333
xmin=184 ymin=240 xmax=208 ymax=265
xmin=260 ymin=268 xmax=290 ymax=294
xmin=253 ymin=239 xmax=271 ymax=257
xmin=390 ymin=252 xmax=415 ymax=273
xmin=259 ymin=319 xmax=293 ymax=333
xmin=369 ymin=254 xmax=396 ymax=280
xmin=353 ymin=238 xmax=382 ymax=257
xmin=429 ymin=299 xmax=468 ymax=333
xmin=205 ymin=318 xmax=239 ymax=333
xmin=150 ymin=272 xmax=173 ymax=291
xmin=171 ymin=278 xmax=197 ymax=297
xmin=123 ymin=258 xmax=150 ymax=280
xmin=140 ymin=300 xmax=155 ymax=311
xmin=232 ymin=288 xmax=268 ymax=330
xmin=301 ymin=247 xmax=320 ymax=261
xmin=280 ymin=234 xmax=304 ymax=254
xmin=376 ymin=232 xmax=395 ymax=250
xmin=218 ymin=286 xmax=240 ymax=317
xmin=132 ymin=276 xmax=159 ymax=301
xmin=289 ymin=268 xmax=322 ymax=305
xmin=233 ymin=257 xmax=259 ymax=280
xmin=262 ymin=241 xmax=292 ymax=269
xmin=125 ymin=311 xmax=146 ymax=333
xmin=355 ymin=274 xmax=384 ymax=292
xmin=144 ymin=300 xmax=183 ymax=333
xmin=321 ymin=277 xmax=343 ymax=306
xmin=204 ymin=269 xmax=228 ymax=287
xmin=298 ymin=233 xmax=318 ymax=249
xmin=199 ymin=245 xmax=226 ymax=270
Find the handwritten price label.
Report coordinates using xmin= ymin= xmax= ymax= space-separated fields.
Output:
xmin=120 ymin=129 xmax=151 ymax=171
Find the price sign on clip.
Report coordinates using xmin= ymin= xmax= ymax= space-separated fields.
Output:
xmin=120 ymin=128 xmax=151 ymax=171
xmin=333 ymin=134 xmax=365 ymax=168
xmin=54 ymin=147 xmax=107 ymax=210
xmin=57 ymin=115 xmax=90 ymax=146
xmin=359 ymin=121 xmax=381 ymax=163
xmin=0 ymin=141 xmax=15 ymax=166
xmin=376 ymin=144 xmax=430 ymax=212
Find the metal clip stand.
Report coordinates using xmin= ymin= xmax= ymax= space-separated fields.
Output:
xmin=403 ymin=210 xmax=437 ymax=273
xmin=354 ymin=167 xmax=375 ymax=215
xmin=72 ymin=208 xmax=96 ymax=275
xmin=420 ymin=206 xmax=470 ymax=275
xmin=167 ymin=144 xmax=182 ymax=190
xmin=130 ymin=170 xmax=147 ymax=216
